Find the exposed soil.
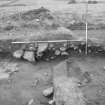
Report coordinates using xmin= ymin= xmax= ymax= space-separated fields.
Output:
xmin=0 ymin=1 xmax=105 ymax=105
xmin=0 ymin=54 xmax=105 ymax=105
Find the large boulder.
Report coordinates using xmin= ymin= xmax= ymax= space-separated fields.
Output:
xmin=23 ymin=51 xmax=35 ymax=62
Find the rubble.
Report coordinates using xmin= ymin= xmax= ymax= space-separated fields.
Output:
xmin=43 ymin=87 xmax=54 ymax=97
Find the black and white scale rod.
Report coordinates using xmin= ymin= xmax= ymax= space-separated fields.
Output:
xmin=85 ymin=1 xmax=88 ymax=55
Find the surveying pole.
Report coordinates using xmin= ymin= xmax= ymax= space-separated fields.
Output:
xmin=85 ymin=1 xmax=88 ymax=55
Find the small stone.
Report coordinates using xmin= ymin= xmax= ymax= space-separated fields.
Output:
xmin=44 ymin=72 xmax=49 ymax=76
xmin=81 ymin=42 xmax=85 ymax=45
xmin=34 ymin=79 xmax=39 ymax=86
xmin=55 ymin=50 xmax=61 ymax=56
xmin=43 ymin=87 xmax=54 ymax=97
xmin=88 ymin=49 xmax=91 ymax=53
xmin=48 ymin=100 xmax=55 ymax=105
xmin=36 ymin=19 xmax=40 ymax=22
xmin=98 ymin=49 xmax=103 ymax=52
xmin=13 ymin=50 xmax=24 ymax=59
xmin=63 ymin=43 xmax=67 ymax=47
xmin=52 ymin=47 xmax=56 ymax=50
xmin=60 ymin=47 xmax=66 ymax=51
xmin=103 ymin=47 xmax=105 ymax=50
xmin=61 ymin=52 xmax=69 ymax=56
xmin=45 ymin=58 xmax=50 ymax=61
xmin=103 ymin=66 xmax=105 ymax=70
xmin=49 ymin=44 xmax=54 ymax=48
xmin=32 ymin=79 xmax=39 ymax=88
xmin=29 ymin=46 xmax=35 ymax=51
xmin=73 ymin=46 xmax=78 ymax=50
xmin=28 ymin=99 xmax=34 ymax=105
xmin=78 ymin=49 xmax=82 ymax=53
xmin=0 ymin=49 xmax=3 ymax=52
xmin=37 ymin=52 xmax=43 ymax=57
xmin=50 ymin=56 xmax=55 ymax=60
xmin=71 ymin=44 xmax=75 ymax=48
xmin=96 ymin=44 xmax=100 ymax=47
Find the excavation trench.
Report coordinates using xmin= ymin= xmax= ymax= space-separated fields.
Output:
xmin=0 ymin=39 xmax=105 ymax=105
